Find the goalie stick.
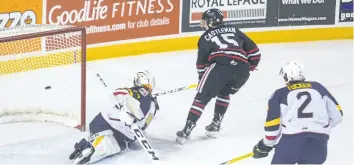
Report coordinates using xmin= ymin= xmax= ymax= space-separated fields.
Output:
xmin=96 ymin=73 xmax=160 ymax=161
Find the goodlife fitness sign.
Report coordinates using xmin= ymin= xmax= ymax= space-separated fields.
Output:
xmin=189 ymin=0 xmax=267 ymax=23
xmin=45 ymin=0 xmax=180 ymax=45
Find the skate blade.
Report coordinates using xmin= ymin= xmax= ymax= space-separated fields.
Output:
xmin=205 ymin=131 xmax=217 ymax=139
xmin=176 ymin=136 xmax=186 ymax=145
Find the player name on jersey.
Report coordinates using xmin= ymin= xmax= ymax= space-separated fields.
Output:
xmin=287 ymin=83 xmax=312 ymax=90
xmin=204 ymin=27 xmax=237 ymax=41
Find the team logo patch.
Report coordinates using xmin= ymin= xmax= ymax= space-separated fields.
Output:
xmin=139 ymin=88 xmax=148 ymax=97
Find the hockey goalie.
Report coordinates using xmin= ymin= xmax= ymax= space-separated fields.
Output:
xmin=69 ymin=70 xmax=159 ymax=164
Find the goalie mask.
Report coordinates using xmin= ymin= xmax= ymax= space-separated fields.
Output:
xmin=133 ymin=70 xmax=155 ymax=92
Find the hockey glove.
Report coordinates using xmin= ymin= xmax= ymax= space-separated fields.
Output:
xmin=252 ymin=139 xmax=273 ymax=159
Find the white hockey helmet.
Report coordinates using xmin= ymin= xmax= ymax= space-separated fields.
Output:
xmin=279 ymin=60 xmax=305 ymax=83
xmin=133 ymin=70 xmax=155 ymax=92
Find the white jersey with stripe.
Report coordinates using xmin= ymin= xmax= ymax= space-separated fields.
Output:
xmin=263 ymin=81 xmax=343 ymax=146
xmin=101 ymin=87 xmax=158 ymax=141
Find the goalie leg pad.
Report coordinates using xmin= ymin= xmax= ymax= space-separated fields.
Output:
xmin=89 ymin=130 xmax=122 ymax=164
xmin=70 ymin=130 xmax=122 ymax=164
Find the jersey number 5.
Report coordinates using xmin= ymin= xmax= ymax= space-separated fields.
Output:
xmin=211 ymin=33 xmax=239 ymax=49
xmin=297 ymin=91 xmax=313 ymax=118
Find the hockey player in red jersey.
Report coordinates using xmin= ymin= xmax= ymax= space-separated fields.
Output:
xmin=69 ymin=70 xmax=159 ymax=164
xmin=176 ymin=8 xmax=261 ymax=144
xmin=252 ymin=61 xmax=343 ymax=164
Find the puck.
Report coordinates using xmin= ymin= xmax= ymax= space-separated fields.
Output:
xmin=45 ymin=86 xmax=51 ymax=90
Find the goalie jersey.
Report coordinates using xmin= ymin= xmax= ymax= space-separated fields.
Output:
xmin=263 ymin=81 xmax=343 ymax=146
xmin=90 ymin=86 xmax=158 ymax=142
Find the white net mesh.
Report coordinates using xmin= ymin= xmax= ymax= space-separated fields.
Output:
xmin=0 ymin=24 xmax=74 ymax=37
xmin=0 ymin=24 xmax=82 ymax=74
xmin=0 ymin=24 xmax=85 ymax=129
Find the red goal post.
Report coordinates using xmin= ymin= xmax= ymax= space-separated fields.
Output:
xmin=0 ymin=25 xmax=87 ymax=131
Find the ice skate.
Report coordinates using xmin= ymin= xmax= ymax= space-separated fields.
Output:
xmin=176 ymin=120 xmax=196 ymax=145
xmin=205 ymin=117 xmax=222 ymax=139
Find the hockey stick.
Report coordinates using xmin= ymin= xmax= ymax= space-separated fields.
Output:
xmin=130 ymin=124 xmax=159 ymax=160
xmin=153 ymin=83 xmax=198 ymax=97
xmin=219 ymin=152 xmax=254 ymax=165
xmin=152 ymin=69 xmax=258 ymax=97
xmin=96 ymin=73 xmax=160 ymax=161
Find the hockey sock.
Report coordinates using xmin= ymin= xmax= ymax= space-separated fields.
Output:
xmin=214 ymin=94 xmax=230 ymax=121
xmin=187 ymin=98 xmax=207 ymax=123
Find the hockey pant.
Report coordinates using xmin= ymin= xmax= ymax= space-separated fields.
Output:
xmin=89 ymin=113 xmax=131 ymax=149
xmin=271 ymin=133 xmax=329 ymax=164
xmin=187 ymin=62 xmax=249 ymax=122
xmin=196 ymin=62 xmax=250 ymax=102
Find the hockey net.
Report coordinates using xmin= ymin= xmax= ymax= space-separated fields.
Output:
xmin=0 ymin=24 xmax=86 ymax=131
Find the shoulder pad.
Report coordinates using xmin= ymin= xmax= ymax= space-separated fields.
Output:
xmin=113 ymin=88 xmax=133 ymax=96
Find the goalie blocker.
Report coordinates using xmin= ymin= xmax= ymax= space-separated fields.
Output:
xmin=69 ymin=70 xmax=159 ymax=164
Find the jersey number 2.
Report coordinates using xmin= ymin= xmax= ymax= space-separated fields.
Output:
xmin=297 ymin=91 xmax=313 ymax=118
xmin=211 ymin=33 xmax=239 ymax=49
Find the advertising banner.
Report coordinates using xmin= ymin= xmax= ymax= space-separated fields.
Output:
xmin=46 ymin=0 xmax=180 ymax=45
xmin=277 ymin=0 xmax=336 ymax=26
xmin=181 ymin=0 xmax=279 ymax=32
xmin=338 ymin=0 xmax=353 ymax=22
xmin=0 ymin=0 xmax=42 ymax=28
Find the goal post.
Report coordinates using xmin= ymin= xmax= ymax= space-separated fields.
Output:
xmin=0 ymin=25 xmax=87 ymax=131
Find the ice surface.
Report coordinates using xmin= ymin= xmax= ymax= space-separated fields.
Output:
xmin=0 ymin=40 xmax=352 ymax=165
